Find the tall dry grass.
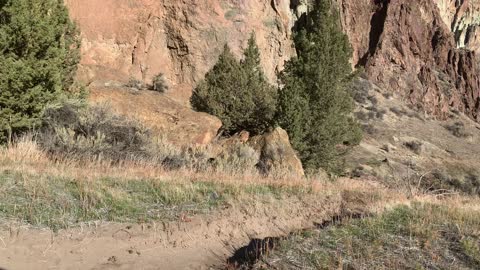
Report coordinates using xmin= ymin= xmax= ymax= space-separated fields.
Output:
xmin=0 ymin=137 xmax=386 ymax=229
xmin=3 ymin=137 xmax=477 ymax=230
xmin=0 ymin=136 xmax=326 ymax=194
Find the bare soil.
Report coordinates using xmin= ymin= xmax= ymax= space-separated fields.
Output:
xmin=0 ymin=179 xmax=396 ymax=270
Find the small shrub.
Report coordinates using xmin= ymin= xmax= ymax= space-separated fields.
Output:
xmin=39 ymin=100 xmax=150 ymax=162
xmin=356 ymin=108 xmax=386 ymax=122
xmin=445 ymin=121 xmax=470 ymax=138
xmin=191 ymin=34 xmax=277 ymax=135
xmin=361 ymin=124 xmax=377 ymax=135
xmin=355 ymin=111 xmax=369 ymax=122
xmin=404 ymin=141 xmax=422 ymax=154
xmin=214 ymin=143 xmax=260 ymax=175
xmin=351 ymin=78 xmax=371 ymax=105
xmin=376 ymin=109 xmax=387 ymax=120
xmin=367 ymin=95 xmax=378 ymax=105
xmin=126 ymin=78 xmax=144 ymax=90
xmin=419 ymin=169 xmax=480 ymax=196
xmin=151 ymin=73 xmax=169 ymax=93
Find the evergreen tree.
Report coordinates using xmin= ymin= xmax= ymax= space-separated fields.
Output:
xmin=191 ymin=35 xmax=276 ymax=136
xmin=276 ymin=0 xmax=362 ymax=172
xmin=240 ymin=32 xmax=277 ymax=134
xmin=0 ymin=0 xmax=80 ymax=142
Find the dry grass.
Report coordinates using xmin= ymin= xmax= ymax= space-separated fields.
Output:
xmin=256 ymin=200 xmax=480 ymax=269
xmin=0 ymin=138 xmax=330 ymax=229
xmin=0 ymin=137 xmax=309 ymax=189
xmin=3 ymin=138 xmax=479 ymax=270
xmin=0 ymin=137 xmax=410 ymax=231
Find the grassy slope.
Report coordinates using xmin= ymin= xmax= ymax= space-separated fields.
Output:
xmin=0 ymin=139 xmax=321 ymax=230
xmin=258 ymin=203 xmax=480 ymax=270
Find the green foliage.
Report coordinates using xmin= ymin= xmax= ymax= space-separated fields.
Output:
xmin=152 ymin=73 xmax=169 ymax=93
xmin=0 ymin=0 xmax=80 ymax=143
xmin=276 ymin=0 xmax=362 ymax=173
xmin=191 ymin=33 xmax=277 ymax=135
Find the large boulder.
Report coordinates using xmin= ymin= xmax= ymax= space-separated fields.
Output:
xmin=248 ymin=127 xmax=305 ymax=177
xmin=89 ymin=86 xmax=221 ymax=146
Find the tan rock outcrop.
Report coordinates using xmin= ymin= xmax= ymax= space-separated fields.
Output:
xmin=248 ymin=128 xmax=305 ymax=177
xmin=65 ymin=0 xmax=295 ymax=91
xmin=88 ymin=86 xmax=222 ymax=146
xmin=434 ymin=0 xmax=480 ymax=51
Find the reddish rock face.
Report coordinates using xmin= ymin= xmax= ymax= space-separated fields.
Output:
xmin=338 ymin=0 xmax=480 ymax=120
xmin=65 ymin=0 xmax=480 ymax=122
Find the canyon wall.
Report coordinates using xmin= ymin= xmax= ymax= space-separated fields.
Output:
xmin=337 ymin=0 xmax=480 ymax=120
xmin=65 ymin=0 xmax=480 ymax=121
xmin=65 ymin=0 xmax=298 ymax=90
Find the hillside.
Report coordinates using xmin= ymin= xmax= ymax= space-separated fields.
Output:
xmin=1 ymin=0 xmax=480 ymax=269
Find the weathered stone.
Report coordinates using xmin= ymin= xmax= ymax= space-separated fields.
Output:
xmin=434 ymin=0 xmax=480 ymax=51
xmin=88 ymin=86 xmax=221 ymax=146
xmin=65 ymin=0 xmax=295 ymax=92
xmin=248 ymin=128 xmax=305 ymax=177
xmin=337 ymin=0 xmax=480 ymax=121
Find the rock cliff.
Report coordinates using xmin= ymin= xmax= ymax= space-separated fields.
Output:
xmin=337 ymin=0 xmax=480 ymax=120
xmin=65 ymin=0 xmax=296 ymax=93
xmin=65 ymin=0 xmax=480 ymax=121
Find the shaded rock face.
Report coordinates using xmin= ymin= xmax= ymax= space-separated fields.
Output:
xmin=65 ymin=0 xmax=295 ymax=92
xmin=248 ymin=128 xmax=305 ymax=177
xmin=337 ymin=0 xmax=480 ymax=121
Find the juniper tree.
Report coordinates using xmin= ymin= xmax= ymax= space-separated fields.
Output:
xmin=0 ymin=0 xmax=80 ymax=142
xmin=240 ymin=32 xmax=277 ymax=135
xmin=276 ymin=0 xmax=362 ymax=172
xmin=191 ymin=34 xmax=276 ymax=135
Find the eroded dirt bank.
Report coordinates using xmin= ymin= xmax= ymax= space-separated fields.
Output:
xmin=0 ymin=179 xmax=398 ymax=270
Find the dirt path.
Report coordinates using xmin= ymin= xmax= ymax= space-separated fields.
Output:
xmin=0 ymin=180 xmax=398 ymax=270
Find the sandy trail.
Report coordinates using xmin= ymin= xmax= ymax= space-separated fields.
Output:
xmin=0 ymin=194 xmax=345 ymax=270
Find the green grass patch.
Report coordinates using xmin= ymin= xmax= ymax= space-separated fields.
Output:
xmin=224 ymin=7 xmax=242 ymax=21
xmin=261 ymin=203 xmax=480 ymax=269
xmin=0 ymin=171 xmax=311 ymax=230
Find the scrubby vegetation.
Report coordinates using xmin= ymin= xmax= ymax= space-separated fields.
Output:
xmin=191 ymin=33 xmax=277 ymax=136
xmin=445 ymin=121 xmax=470 ymax=138
xmin=257 ymin=203 xmax=480 ymax=269
xmin=0 ymin=0 xmax=80 ymax=143
xmin=125 ymin=74 xmax=168 ymax=92
xmin=35 ymin=100 xmax=269 ymax=175
xmin=419 ymin=168 xmax=480 ymax=196
xmin=152 ymin=73 xmax=169 ymax=92
xmin=39 ymin=100 xmax=151 ymax=162
xmin=126 ymin=78 xmax=145 ymax=90
xmin=0 ymin=138 xmax=317 ymax=230
xmin=276 ymin=0 xmax=362 ymax=172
